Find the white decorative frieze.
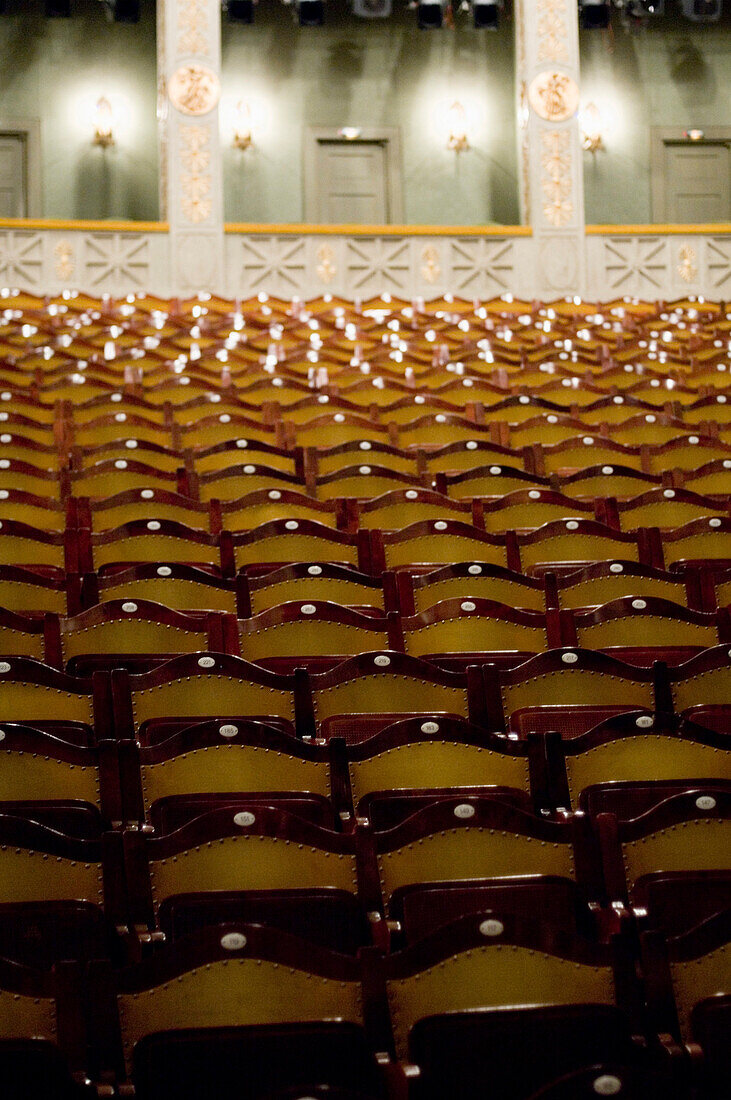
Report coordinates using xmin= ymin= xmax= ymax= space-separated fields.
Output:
xmin=706 ymin=237 xmax=731 ymax=292
xmin=449 ymin=238 xmax=515 ymax=295
xmin=316 ymin=243 xmax=337 ymax=286
xmin=537 ymin=0 xmax=569 ymax=63
xmin=54 ymin=240 xmax=75 ymax=282
xmin=0 ymin=226 xmax=727 ymax=301
xmin=0 ymin=232 xmax=44 ymax=289
xmin=600 ymin=236 xmax=670 ymax=295
xmin=0 ymin=228 xmax=167 ymax=297
xmin=677 ymin=243 xmax=698 ymax=285
xmin=179 ymin=125 xmax=213 ymax=224
xmin=237 ymin=235 xmax=308 ymax=296
xmin=168 ymin=63 xmax=220 ymax=117
xmin=539 ymin=129 xmax=573 ymax=228
xmin=344 ymin=237 xmax=410 ymax=295
xmin=177 ymin=0 xmax=209 ymax=56
xmin=227 ymin=232 xmax=527 ymax=299
xmin=83 ymin=233 xmax=151 ymax=291
xmin=420 ymin=245 xmax=441 ymax=286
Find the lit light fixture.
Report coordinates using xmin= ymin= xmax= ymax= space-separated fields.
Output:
xmin=580 ymin=101 xmax=604 ymax=153
xmin=684 ymin=128 xmax=705 ymax=141
xmin=232 ymin=100 xmax=253 ymax=150
xmin=92 ymin=96 xmax=115 ymax=148
xmin=447 ymin=101 xmax=469 ymax=152
xmin=338 ymin=127 xmax=362 ymax=140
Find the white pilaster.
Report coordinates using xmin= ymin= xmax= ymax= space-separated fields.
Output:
xmin=159 ymin=0 xmax=225 ymax=294
xmin=515 ymin=0 xmax=586 ymax=296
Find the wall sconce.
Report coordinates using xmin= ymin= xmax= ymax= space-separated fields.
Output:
xmin=92 ymin=96 xmax=115 ymax=148
xmin=580 ymin=101 xmax=604 ymax=153
xmin=446 ymin=101 xmax=469 ymax=153
xmin=233 ymin=100 xmax=253 ymax=150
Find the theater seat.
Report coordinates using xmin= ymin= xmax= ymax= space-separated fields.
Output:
xmin=0 ymin=291 xmax=729 ymax=1099
xmin=124 ymin=719 xmax=335 ymax=829
xmin=375 ymin=800 xmax=601 ymax=918
xmin=59 ymin=600 xmax=220 ymax=674
xmin=122 ymin=806 xmax=359 ymax=946
xmin=388 ymin=914 xmax=643 ymax=1100
xmin=598 ymin=790 xmax=731 ymax=910
xmin=307 ymin=651 xmax=480 ymax=740
xmin=346 ymin=716 xmax=535 ymax=824
xmin=492 ymin=649 xmax=656 ymax=738
xmin=0 ymin=956 xmax=87 ymax=1099
xmin=236 ymin=601 xmax=393 ymax=671
xmin=401 ymin=562 xmax=545 ymax=613
xmin=553 ymin=723 xmax=731 ymax=815
xmin=242 ymin=562 xmax=389 ymax=615
xmin=641 ymin=915 xmax=731 ymax=1100
xmin=111 ymin=653 xmax=298 ymax=742
xmin=0 ymin=816 xmax=125 ymax=966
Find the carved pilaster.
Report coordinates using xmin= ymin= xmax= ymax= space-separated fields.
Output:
xmin=515 ymin=0 xmax=586 ymax=296
xmin=160 ymin=0 xmax=225 ymax=293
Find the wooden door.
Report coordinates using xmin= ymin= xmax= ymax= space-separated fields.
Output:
xmin=316 ymin=140 xmax=389 ymax=223
xmin=662 ymin=141 xmax=731 ymax=223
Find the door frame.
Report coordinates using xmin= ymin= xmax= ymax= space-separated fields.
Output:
xmin=303 ymin=127 xmax=403 ymax=224
xmin=650 ymin=126 xmax=731 ymax=224
xmin=0 ymin=120 xmax=42 ymax=218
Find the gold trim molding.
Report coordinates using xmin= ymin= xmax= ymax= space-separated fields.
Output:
xmin=0 ymin=218 xmax=728 ymax=238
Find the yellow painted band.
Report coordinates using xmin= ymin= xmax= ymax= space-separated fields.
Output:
xmin=0 ymin=218 xmax=169 ymax=232
xmin=586 ymin=224 xmax=731 ymax=236
xmin=0 ymin=218 xmax=728 ymax=238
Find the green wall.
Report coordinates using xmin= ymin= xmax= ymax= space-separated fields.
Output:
xmin=581 ymin=13 xmax=731 ymax=225
xmin=0 ymin=3 xmax=730 ymax=226
xmin=221 ymin=9 xmax=519 ymax=225
xmin=0 ymin=0 xmax=158 ymax=220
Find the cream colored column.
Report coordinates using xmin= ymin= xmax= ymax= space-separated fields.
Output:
xmin=515 ymin=0 xmax=586 ymax=296
xmin=158 ymin=0 xmax=225 ymax=294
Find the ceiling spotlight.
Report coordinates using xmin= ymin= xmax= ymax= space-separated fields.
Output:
xmin=627 ymin=0 xmax=663 ymax=13
xmin=472 ymin=0 xmax=501 ymax=26
xmin=418 ymin=0 xmax=443 ymax=28
xmin=352 ymin=0 xmax=392 ymax=16
xmin=298 ymin=0 xmax=324 ymax=23
xmin=681 ymin=0 xmax=721 ymax=19
xmin=579 ymin=0 xmax=610 ymax=27
xmin=227 ymin=0 xmax=255 ymax=20
xmin=102 ymin=0 xmax=140 ymax=21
